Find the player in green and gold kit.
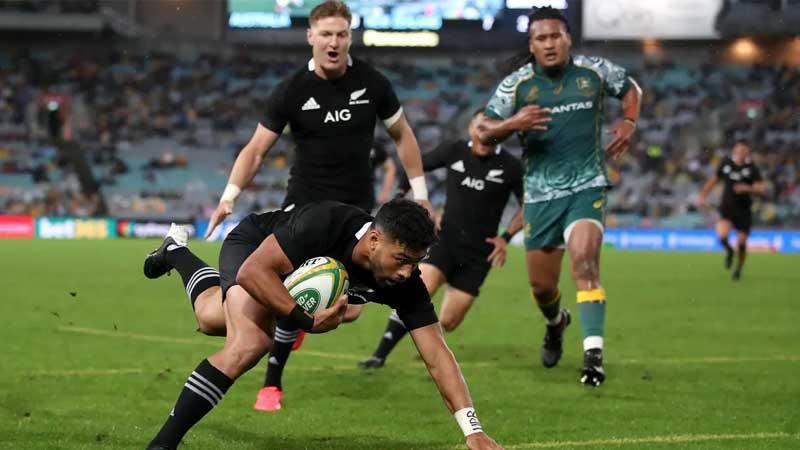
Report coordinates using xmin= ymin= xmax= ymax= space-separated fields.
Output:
xmin=478 ymin=7 xmax=642 ymax=386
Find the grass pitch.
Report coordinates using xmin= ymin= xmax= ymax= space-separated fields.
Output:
xmin=1 ymin=239 xmax=798 ymax=449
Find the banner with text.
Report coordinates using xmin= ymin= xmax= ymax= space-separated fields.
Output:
xmin=36 ymin=217 xmax=117 ymax=239
xmin=603 ymin=228 xmax=800 ymax=253
xmin=0 ymin=215 xmax=35 ymax=238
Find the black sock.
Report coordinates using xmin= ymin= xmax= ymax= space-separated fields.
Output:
xmin=373 ymin=311 xmax=408 ymax=361
xmin=736 ymin=243 xmax=747 ymax=270
xmin=165 ymin=247 xmax=220 ymax=308
xmin=720 ymin=238 xmax=733 ymax=253
xmin=147 ymin=359 xmax=232 ymax=449
xmin=264 ymin=317 xmax=298 ymax=390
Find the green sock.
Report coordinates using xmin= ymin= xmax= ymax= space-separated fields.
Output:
xmin=535 ymin=291 xmax=562 ymax=322
xmin=577 ymin=289 xmax=607 ymax=343
xmin=578 ymin=301 xmax=606 ymax=338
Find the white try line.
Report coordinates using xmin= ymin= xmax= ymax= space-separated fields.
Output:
xmin=479 ymin=432 xmax=799 ymax=449
xmin=57 ymin=326 xmax=800 ymax=367
xmin=27 ymin=368 xmax=145 ymax=377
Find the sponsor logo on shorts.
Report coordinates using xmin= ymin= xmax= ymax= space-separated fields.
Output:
xmin=593 ymin=200 xmax=603 ymax=209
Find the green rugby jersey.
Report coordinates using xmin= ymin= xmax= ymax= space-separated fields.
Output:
xmin=485 ymin=55 xmax=631 ymax=203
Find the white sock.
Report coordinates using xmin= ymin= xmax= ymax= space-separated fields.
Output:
xmin=583 ymin=336 xmax=603 ymax=351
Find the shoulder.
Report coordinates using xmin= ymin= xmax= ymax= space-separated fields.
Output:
xmin=573 ymin=55 xmax=625 ymax=79
xmin=352 ymin=57 xmax=391 ymax=82
xmin=279 ymin=65 xmax=311 ymax=89
xmin=497 ymin=63 xmax=535 ymax=92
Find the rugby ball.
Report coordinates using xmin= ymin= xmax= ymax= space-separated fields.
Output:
xmin=284 ymin=257 xmax=349 ymax=314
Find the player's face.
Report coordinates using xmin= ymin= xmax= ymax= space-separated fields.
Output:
xmin=732 ymin=142 xmax=750 ymax=164
xmin=368 ymin=231 xmax=427 ymax=287
xmin=307 ymin=16 xmax=351 ymax=77
xmin=528 ymin=19 xmax=571 ymax=70
xmin=469 ymin=114 xmax=493 ymax=157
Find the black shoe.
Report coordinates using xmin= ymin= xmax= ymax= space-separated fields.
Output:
xmin=580 ymin=348 xmax=605 ymax=387
xmin=541 ymin=309 xmax=571 ymax=368
xmin=724 ymin=249 xmax=734 ymax=269
xmin=357 ymin=356 xmax=385 ymax=370
xmin=732 ymin=268 xmax=742 ymax=281
xmin=143 ymin=224 xmax=189 ymax=279
xmin=146 ymin=445 xmax=174 ymax=450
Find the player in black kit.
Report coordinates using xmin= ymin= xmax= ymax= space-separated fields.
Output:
xmin=142 ymin=200 xmax=503 ymax=450
xmin=359 ymin=111 xmax=524 ymax=369
xmin=200 ymin=1 xmax=433 ymax=411
xmin=699 ymin=140 xmax=765 ymax=280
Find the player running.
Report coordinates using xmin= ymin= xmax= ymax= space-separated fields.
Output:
xmin=477 ymin=7 xmax=642 ymax=386
xmin=359 ymin=111 xmax=524 ymax=369
xmin=698 ymin=140 xmax=765 ymax=280
xmin=200 ymin=1 xmax=432 ymax=411
xmin=142 ymin=199 xmax=503 ymax=450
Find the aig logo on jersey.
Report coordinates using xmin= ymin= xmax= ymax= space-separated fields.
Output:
xmin=462 ymin=176 xmax=485 ymax=191
xmin=324 ymin=109 xmax=351 ymax=123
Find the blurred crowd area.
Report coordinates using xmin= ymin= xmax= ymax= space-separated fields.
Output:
xmin=0 ymin=48 xmax=798 ymax=227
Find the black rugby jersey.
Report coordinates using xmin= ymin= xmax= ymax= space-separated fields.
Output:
xmin=402 ymin=140 xmax=523 ymax=253
xmin=261 ymin=57 xmax=402 ymax=207
xmin=262 ymin=201 xmax=436 ymax=331
xmin=716 ymin=157 xmax=762 ymax=210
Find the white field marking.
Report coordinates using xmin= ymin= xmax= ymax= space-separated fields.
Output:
xmin=27 ymin=368 xmax=145 ymax=377
xmin=57 ymin=326 xmax=368 ymax=361
xmin=459 ymin=432 xmax=799 ymax=450
xmin=57 ymin=327 xmax=800 ymax=367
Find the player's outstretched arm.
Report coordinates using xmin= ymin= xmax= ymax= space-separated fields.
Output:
xmin=606 ymin=77 xmax=642 ymax=160
xmin=698 ymin=175 xmax=719 ymax=206
xmin=409 ymin=324 xmax=504 ymax=450
xmin=486 ymin=209 xmax=523 ymax=268
xmin=386 ymin=113 xmax=435 ymax=216
xmin=205 ymin=124 xmax=280 ymax=239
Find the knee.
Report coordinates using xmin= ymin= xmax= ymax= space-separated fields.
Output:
xmin=440 ymin=316 xmax=461 ymax=333
xmin=195 ymin=305 xmax=224 ymax=336
xmin=530 ymin=284 xmax=558 ymax=303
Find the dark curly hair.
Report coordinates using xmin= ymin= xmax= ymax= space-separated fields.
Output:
xmin=374 ymin=199 xmax=436 ymax=251
xmin=507 ymin=6 xmax=571 ymax=72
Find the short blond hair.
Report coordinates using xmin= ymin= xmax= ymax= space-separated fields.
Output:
xmin=309 ymin=1 xmax=352 ymax=26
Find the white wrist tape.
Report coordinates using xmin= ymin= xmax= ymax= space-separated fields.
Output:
xmin=220 ymin=183 xmax=241 ymax=203
xmin=409 ymin=176 xmax=428 ymax=201
xmin=454 ymin=407 xmax=482 ymax=437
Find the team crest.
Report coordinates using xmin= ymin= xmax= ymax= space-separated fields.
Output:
xmin=592 ymin=199 xmax=603 ymax=209
xmin=525 ymin=86 xmax=539 ymax=102
xmin=577 ymin=77 xmax=594 ymax=96
xmin=524 ymin=223 xmax=533 ymax=238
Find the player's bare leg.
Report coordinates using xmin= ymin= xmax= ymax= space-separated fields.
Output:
xmin=144 ymin=224 xmax=225 ymax=336
xmin=526 ymin=248 xmax=571 ymax=368
xmin=439 ymin=287 xmax=475 ymax=332
xmin=566 ymin=220 xmax=605 ymax=387
xmin=732 ymin=230 xmax=749 ymax=281
xmin=193 ymin=287 xmax=226 ymax=335
xmin=358 ymin=263 xmax=446 ymax=369
xmin=146 ymin=286 xmax=273 ymax=449
xmin=716 ymin=219 xmax=734 ymax=269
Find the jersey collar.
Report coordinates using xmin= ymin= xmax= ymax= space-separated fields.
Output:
xmin=308 ymin=54 xmax=353 ymax=71
xmin=532 ymin=56 xmax=574 ymax=79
